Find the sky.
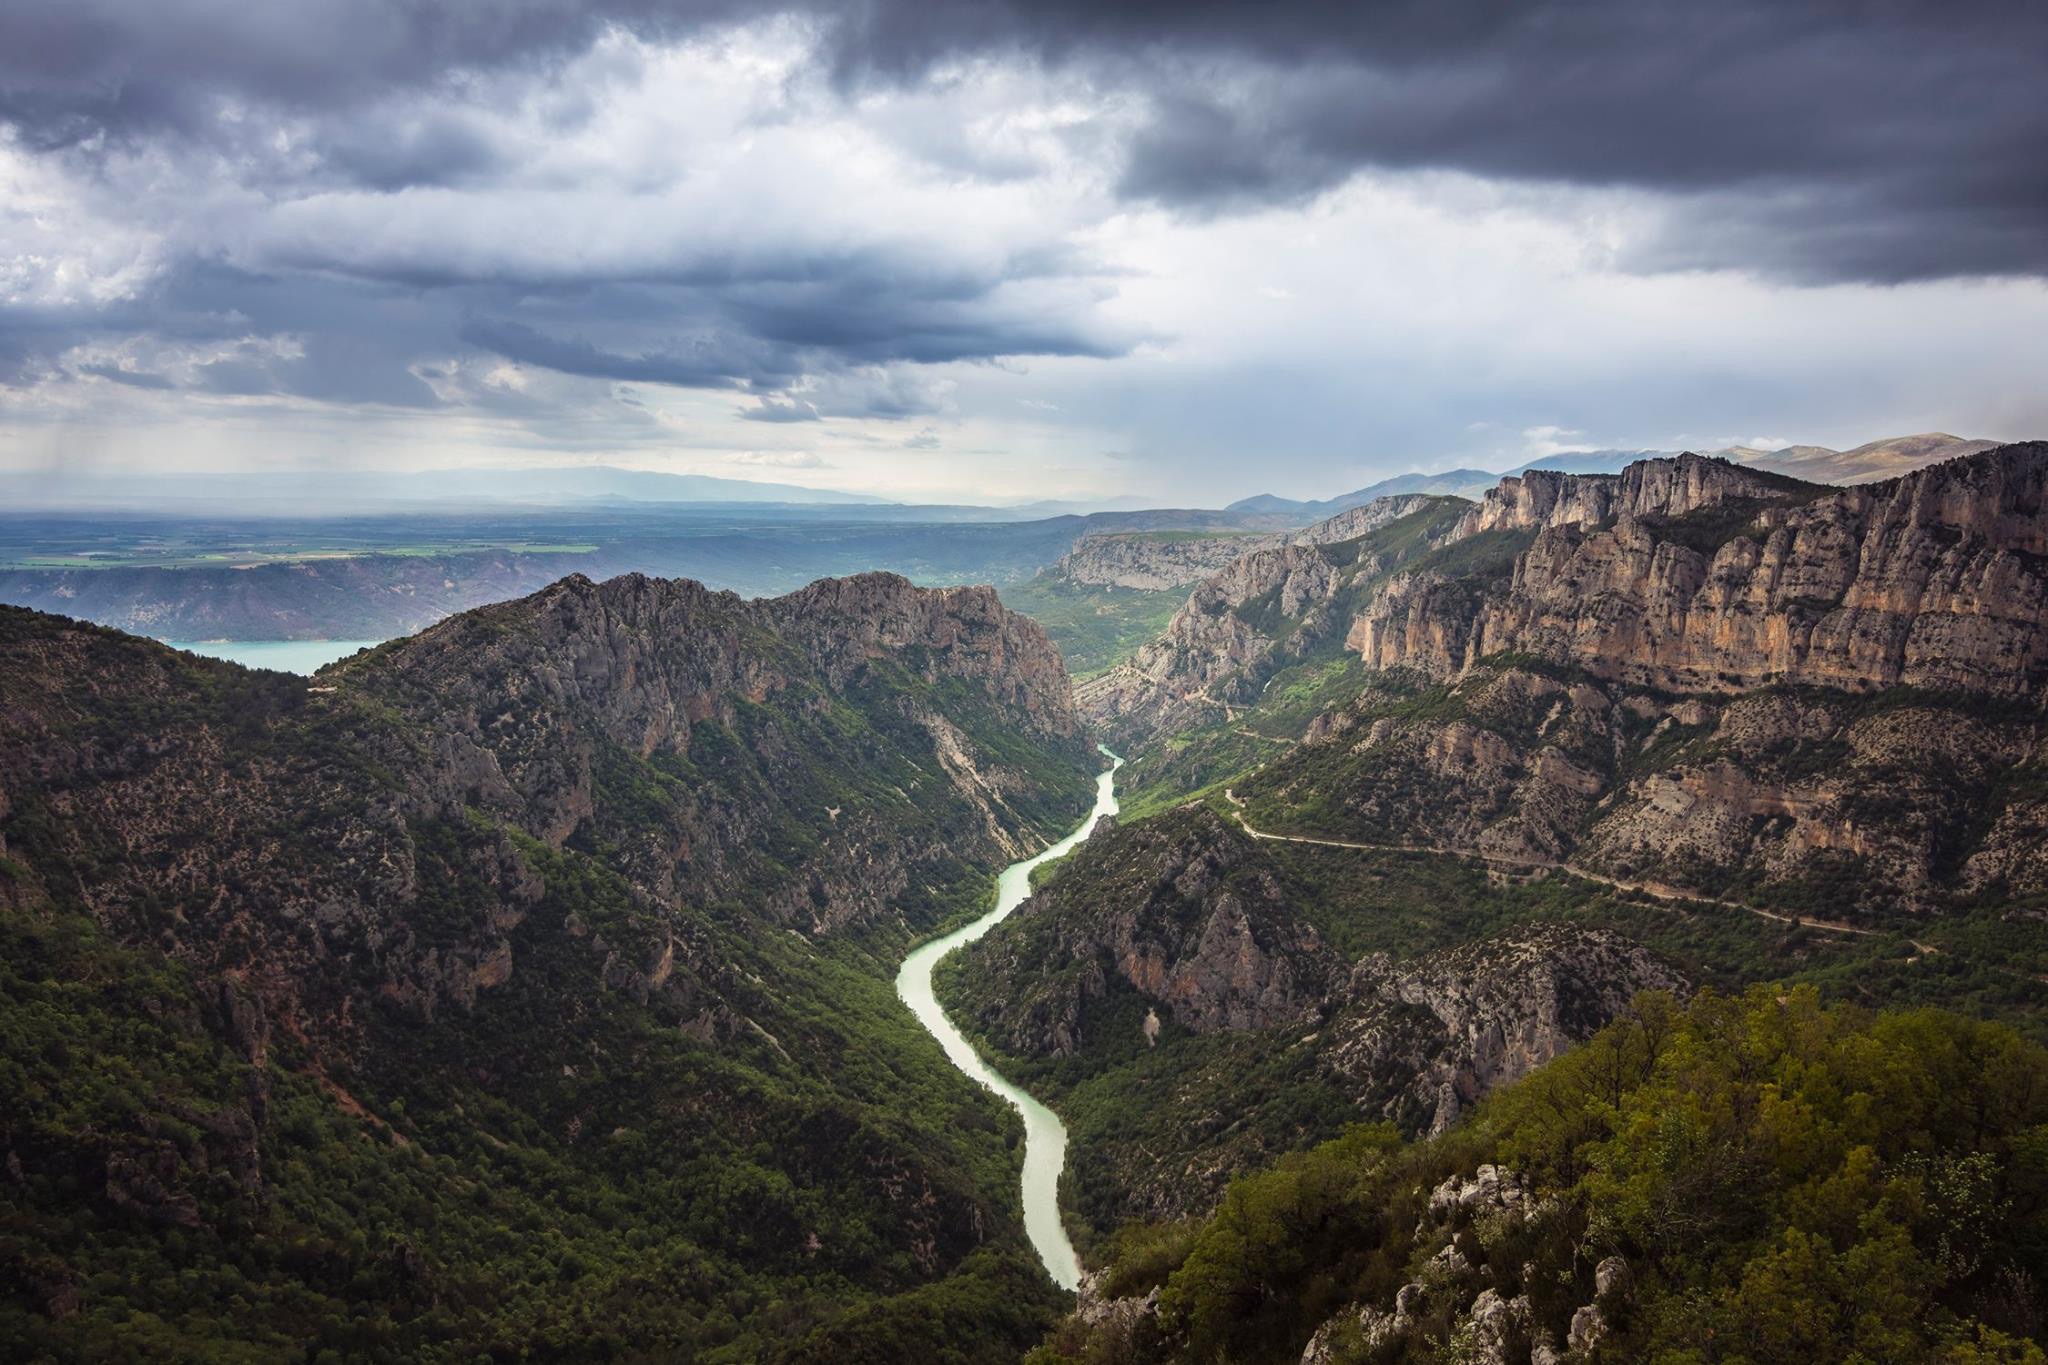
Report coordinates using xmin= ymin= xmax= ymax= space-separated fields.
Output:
xmin=2 ymin=0 xmax=2045 ymax=506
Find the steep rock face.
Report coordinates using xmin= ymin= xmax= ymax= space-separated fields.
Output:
xmin=1052 ymin=533 xmax=1289 ymax=591
xmin=1390 ymin=444 xmax=2048 ymax=696
xmin=1455 ymin=452 xmax=1802 ymax=538
xmin=1214 ymin=445 xmax=2048 ymax=916
xmin=1324 ymin=925 xmax=1687 ymax=1134
xmin=1345 ymin=543 xmax=1524 ymax=681
xmin=1251 ymin=660 xmax=2048 ymax=914
xmin=1078 ymin=497 xmax=1467 ymax=743
xmin=943 ymin=810 xmax=1688 ymax=1229
xmin=950 ymin=808 xmax=1343 ymax=1057
xmin=1077 ymin=544 xmax=1342 ymax=743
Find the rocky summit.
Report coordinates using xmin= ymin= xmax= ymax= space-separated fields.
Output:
xmin=1378 ymin=444 xmax=2048 ymax=694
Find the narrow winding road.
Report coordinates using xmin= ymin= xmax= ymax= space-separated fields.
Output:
xmin=1221 ymin=788 xmax=1940 ymax=956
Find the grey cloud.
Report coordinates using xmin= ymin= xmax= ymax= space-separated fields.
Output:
xmin=313 ymin=111 xmax=509 ymax=192
xmin=0 ymin=0 xmax=738 ymax=149
xmin=3 ymin=0 xmax=2040 ymax=483
xmin=193 ymin=358 xmax=280 ymax=397
xmin=1091 ymin=5 xmax=2046 ymax=283
xmin=12 ymin=0 xmax=2032 ymax=284
xmin=77 ymin=364 xmax=175 ymax=390
xmin=456 ymin=317 xmax=760 ymax=390
xmin=857 ymin=1 xmax=2047 ymax=283
xmin=740 ymin=397 xmax=823 ymax=422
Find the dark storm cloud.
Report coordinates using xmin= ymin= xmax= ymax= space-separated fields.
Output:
xmin=3 ymin=0 xmax=2042 ymax=438
xmin=1085 ymin=2 xmax=2048 ymax=283
xmin=457 ymin=317 xmax=765 ymax=390
xmin=5 ymin=1 xmax=2040 ymax=282
xmin=312 ymin=112 xmax=510 ymax=192
xmin=0 ymin=0 xmax=740 ymax=149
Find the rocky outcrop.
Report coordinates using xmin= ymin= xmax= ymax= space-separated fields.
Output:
xmin=1079 ymin=496 xmax=1467 ymax=743
xmin=1386 ymin=444 xmax=2048 ymax=696
xmin=1324 ymin=925 xmax=1688 ymax=1134
xmin=949 ymin=808 xmax=1344 ymax=1057
xmin=1223 ymin=446 xmax=2048 ymax=913
xmin=1052 ymin=532 xmax=1290 ymax=591
xmin=1296 ymin=1164 xmax=1629 ymax=1365
xmin=1454 ymin=452 xmax=1804 ymax=538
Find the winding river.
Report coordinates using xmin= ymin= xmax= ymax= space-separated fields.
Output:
xmin=894 ymin=745 xmax=1122 ymax=1291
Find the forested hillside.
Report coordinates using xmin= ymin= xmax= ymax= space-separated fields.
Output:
xmin=0 ymin=574 xmax=1099 ymax=1360
xmin=1032 ymin=990 xmax=2048 ymax=1363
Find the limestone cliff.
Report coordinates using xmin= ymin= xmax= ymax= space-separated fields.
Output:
xmin=1106 ymin=444 xmax=2048 ymax=914
xmin=1365 ymin=444 xmax=2048 ymax=695
xmin=1078 ymin=496 xmax=1467 ymax=743
xmin=1325 ymin=924 xmax=1685 ymax=1135
xmin=948 ymin=809 xmax=1344 ymax=1058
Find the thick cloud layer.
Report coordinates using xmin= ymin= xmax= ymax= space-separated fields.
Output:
xmin=8 ymin=0 xmax=2041 ymax=283
xmin=0 ymin=0 xmax=2043 ymax=498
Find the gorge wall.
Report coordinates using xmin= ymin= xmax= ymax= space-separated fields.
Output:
xmin=1355 ymin=445 xmax=2048 ymax=695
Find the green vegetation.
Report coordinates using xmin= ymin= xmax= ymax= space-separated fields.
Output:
xmin=0 ymin=601 xmax=1099 ymax=1361
xmin=1117 ymin=655 xmax=1375 ymax=818
xmin=0 ymin=896 xmax=1064 ymax=1363
xmin=1039 ymin=990 xmax=2048 ymax=1363
xmin=1001 ymin=577 xmax=1185 ymax=678
xmin=939 ymin=802 xmax=2048 ymax=1252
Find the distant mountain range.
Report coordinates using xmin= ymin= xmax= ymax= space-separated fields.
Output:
xmin=1229 ymin=432 xmax=1997 ymax=519
xmin=1224 ymin=469 xmax=1497 ymax=519
xmin=1721 ymin=431 xmax=2000 ymax=483
xmin=5 ymin=433 xmax=2001 ymax=523
xmin=2 ymin=466 xmax=1211 ymax=522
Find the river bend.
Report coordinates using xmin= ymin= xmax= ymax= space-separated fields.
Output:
xmin=894 ymin=746 xmax=1121 ymax=1290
